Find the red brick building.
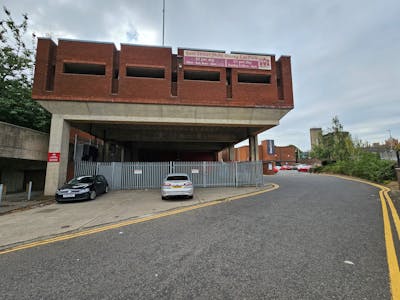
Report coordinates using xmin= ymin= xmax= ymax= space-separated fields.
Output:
xmin=32 ymin=38 xmax=294 ymax=194
xmin=219 ymin=141 xmax=297 ymax=165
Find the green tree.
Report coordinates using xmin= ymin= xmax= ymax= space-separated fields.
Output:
xmin=310 ymin=116 xmax=354 ymax=161
xmin=0 ymin=6 xmax=50 ymax=132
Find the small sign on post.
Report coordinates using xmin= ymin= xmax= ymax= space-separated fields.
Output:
xmin=48 ymin=152 xmax=60 ymax=162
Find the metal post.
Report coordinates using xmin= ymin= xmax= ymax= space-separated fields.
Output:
xmin=73 ymin=134 xmax=78 ymax=161
xmin=203 ymin=161 xmax=206 ymax=188
xmin=234 ymin=162 xmax=238 ymax=187
xmin=27 ymin=181 xmax=32 ymax=201
xmin=0 ymin=184 xmax=3 ymax=205
xmin=162 ymin=0 xmax=165 ymax=46
xmin=111 ymin=162 xmax=115 ymax=190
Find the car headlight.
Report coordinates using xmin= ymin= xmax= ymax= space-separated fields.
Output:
xmin=77 ymin=188 xmax=90 ymax=194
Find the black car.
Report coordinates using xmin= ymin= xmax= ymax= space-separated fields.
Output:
xmin=56 ymin=175 xmax=109 ymax=202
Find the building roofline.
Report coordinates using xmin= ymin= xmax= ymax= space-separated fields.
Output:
xmin=231 ymin=51 xmax=275 ymax=57
xmin=179 ymin=47 xmax=226 ymax=53
xmin=121 ymin=43 xmax=171 ymax=50
xmin=59 ymin=38 xmax=116 ymax=46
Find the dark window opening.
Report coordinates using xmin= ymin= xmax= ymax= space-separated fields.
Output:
xmin=226 ymin=68 xmax=231 ymax=85
xmin=46 ymin=65 xmax=55 ymax=91
xmin=226 ymin=68 xmax=232 ymax=98
xmin=171 ymin=72 xmax=178 ymax=96
xmin=184 ymin=70 xmax=220 ymax=81
xmin=126 ymin=66 xmax=165 ymax=78
xmin=238 ymin=73 xmax=271 ymax=84
xmin=64 ymin=63 xmax=106 ymax=75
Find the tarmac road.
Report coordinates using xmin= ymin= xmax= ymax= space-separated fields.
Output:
xmin=0 ymin=172 xmax=393 ymax=299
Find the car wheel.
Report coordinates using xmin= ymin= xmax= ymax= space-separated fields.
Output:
xmin=188 ymin=195 xmax=193 ymax=199
xmin=89 ymin=190 xmax=97 ymax=200
xmin=162 ymin=196 xmax=167 ymax=200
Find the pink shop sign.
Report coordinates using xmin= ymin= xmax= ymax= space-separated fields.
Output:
xmin=183 ymin=50 xmax=271 ymax=70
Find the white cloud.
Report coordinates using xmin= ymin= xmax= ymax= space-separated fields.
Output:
xmin=2 ymin=0 xmax=399 ymax=151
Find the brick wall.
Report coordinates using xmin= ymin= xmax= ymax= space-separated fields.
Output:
xmin=33 ymin=39 xmax=294 ymax=109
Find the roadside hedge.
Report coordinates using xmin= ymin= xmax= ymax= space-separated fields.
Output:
xmin=314 ymin=151 xmax=396 ymax=183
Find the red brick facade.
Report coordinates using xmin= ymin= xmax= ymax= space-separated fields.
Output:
xmin=33 ymin=39 xmax=293 ymax=109
xmin=218 ymin=142 xmax=297 ymax=164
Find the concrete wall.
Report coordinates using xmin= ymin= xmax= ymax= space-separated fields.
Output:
xmin=0 ymin=170 xmax=24 ymax=193
xmin=0 ymin=122 xmax=48 ymax=192
xmin=0 ymin=121 xmax=49 ymax=161
xmin=310 ymin=128 xmax=322 ymax=149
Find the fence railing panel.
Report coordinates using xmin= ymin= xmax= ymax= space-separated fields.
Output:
xmin=75 ymin=161 xmax=262 ymax=190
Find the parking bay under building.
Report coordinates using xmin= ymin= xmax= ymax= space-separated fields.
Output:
xmin=32 ymin=38 xmax=294 ymax=195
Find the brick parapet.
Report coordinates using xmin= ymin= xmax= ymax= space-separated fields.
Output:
xmin=33 ymin=39 xmax=294 ymax=109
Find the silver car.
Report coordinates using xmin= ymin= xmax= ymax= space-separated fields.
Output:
xmin=161 ymin=173 xmax=194 ymax=200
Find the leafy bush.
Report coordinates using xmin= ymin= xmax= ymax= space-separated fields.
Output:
xmin=314 ymin=151 xmax=396 ymax=183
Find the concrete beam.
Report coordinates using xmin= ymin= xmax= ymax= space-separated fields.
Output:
xmin=38 ymin=101 xmax=289 ymax=128
xmin=83 ymin=125 xmax=250 ymax=144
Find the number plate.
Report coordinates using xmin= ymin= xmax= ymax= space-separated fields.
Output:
xmin=63 ymin=194 xmax=75 ymax=198
xmin=172 ymin=186 xmax=182 ymax=189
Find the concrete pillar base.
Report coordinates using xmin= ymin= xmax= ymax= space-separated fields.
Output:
xmin=44 ymin=115 xmax=70 ymax=195
xmin=249 ymin=135 xmax=259 ymax=161
xmin=228 ymin=146 xmax=235 ymax=162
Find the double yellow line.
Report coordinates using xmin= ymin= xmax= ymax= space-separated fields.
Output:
xmin=0 ymin=184 xmax=279 ymax=256
xmin=329 ymin=175 xmax=400 ymax=299
xmin=380 ymin=185 xmax=400 ymax=300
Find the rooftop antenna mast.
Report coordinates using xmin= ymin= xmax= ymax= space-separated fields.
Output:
xmin=162 ymin=0 xmax=165 ymax=46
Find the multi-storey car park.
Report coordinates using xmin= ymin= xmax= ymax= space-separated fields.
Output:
xmin=32 ymin=38 xmax=294 ymax=195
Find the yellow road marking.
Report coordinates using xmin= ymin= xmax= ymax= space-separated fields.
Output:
xmin=380 ymin=190 xmax=400 ymax=300
xmin=325 ymin=174 xmax=400 ymax=299
xmin=384 ymin=189 xmax=400 ymax=240
xmin=325 ymin=174 xmax=400 ymax=240
xmin=0 ymin=184 xmax=279 ymax=255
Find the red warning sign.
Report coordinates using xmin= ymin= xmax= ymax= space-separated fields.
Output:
xmin=48 ymin=152 xmax=60 ymax=162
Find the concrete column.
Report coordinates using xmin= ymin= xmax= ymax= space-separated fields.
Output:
xmin=44 ymin=115 xmax=70 ymax=195
xmin=228 ymin=146 xmax=235 ymax=161
xmin=104 ymin=142 xmax=110 ymax=162
xmin=249 ymin=135 xmax=259 ymax=161
xmin=121 ymin=146 xmax=125 ymax=162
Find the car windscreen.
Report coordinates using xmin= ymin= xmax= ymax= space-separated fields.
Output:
xmin=167 ymin=176 xmax=188 ymax=181
xmin=68 ymin=177 xmax=94 ymax=184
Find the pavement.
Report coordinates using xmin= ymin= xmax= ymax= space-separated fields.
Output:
xmin=0 ymin=185 xmax=273 ymax=250
xmin=0 ymin=191 xmax=54 ymax=215
xmin=387 ymin=180 xmax=400 ymax=212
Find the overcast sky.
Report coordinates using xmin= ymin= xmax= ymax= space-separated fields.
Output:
xmin=4 ymin=0 xmax=400 ymax=150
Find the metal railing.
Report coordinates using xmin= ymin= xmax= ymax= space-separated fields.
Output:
xmin=75 ymin=161 xmax=263 ymax=190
